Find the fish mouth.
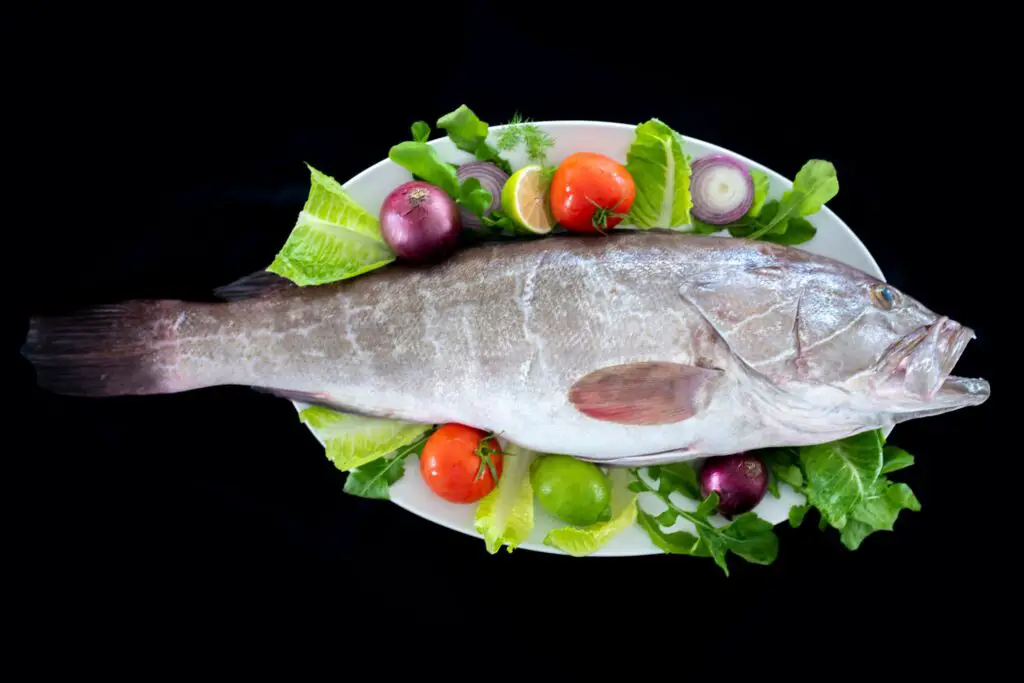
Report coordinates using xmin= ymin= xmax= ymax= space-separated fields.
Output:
xmin=881 ymin=317 xmax=990 ymax=408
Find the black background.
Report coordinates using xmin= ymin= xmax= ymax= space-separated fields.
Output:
xmin=4 ymin=0 xmax=1006 ymax=651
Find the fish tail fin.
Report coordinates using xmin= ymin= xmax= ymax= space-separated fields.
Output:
xmin=22 ymin=300 xmax=194 ymax=397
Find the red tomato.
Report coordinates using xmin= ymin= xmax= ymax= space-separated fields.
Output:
xmin=549 ymin=152 xmax=636 ymax=233
xmin=419 ymin=424 xmax=503 ymax=503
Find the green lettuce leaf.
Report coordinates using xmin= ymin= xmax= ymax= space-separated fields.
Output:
xmin=299 ymin=406 xmax=431 ymax=472
xmin=457 ymin=177 xmax=492 ymax=218
xmin=881 ymin=446 xmax=915 ymax=474
xmin=267 ymin=165 xmax=395 ymax=286
xmin=747 ymin=168 xmax=770 ymax=217
xmin=474 ymin=444 xmax=538 ymax=554
xmin=800 ymin=429 xmax=883 ymax=527
xmin=625 ymin=118 xmax=693 ymax=230
xmin=789 ymin=504 xmax=810 ymax=528
xmin=388 ymin=141 xmax=459 ymax=196
xmin=840 ymin=478 xmax=921 ymax=550
xmin=544 ymin=495 xmax=638 ymax=557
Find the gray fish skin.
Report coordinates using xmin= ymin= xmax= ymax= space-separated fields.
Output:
xmin=23 ymin=231 xmax=990 ymax=464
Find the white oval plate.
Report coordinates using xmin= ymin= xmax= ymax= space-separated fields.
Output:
xmin=295 ymin=121 xmax=887 ymax=557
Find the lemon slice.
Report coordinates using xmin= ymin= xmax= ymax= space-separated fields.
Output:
xmin=501 ymin=165 xmax=555 ymax=235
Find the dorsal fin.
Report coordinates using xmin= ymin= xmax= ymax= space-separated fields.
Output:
xmin=214 ymin=270 xmax=296 ymax=301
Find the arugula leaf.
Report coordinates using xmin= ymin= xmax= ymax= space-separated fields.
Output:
xmin=411 ymin=121 xmax=431 ymax=143
xmin=630 ymin=471 xmax=778 ymax=576
xmin=789 ymin=505 xmax=809 ymax=528
xmin=800 ymin=430 xmax=883 ymax=527
xmin=656 ymin=463 xmax=701 ymax=501
xmin=436 ymin=105 xmax=512 ymax=173
xmin=766 ymin=217 xmax=817 ymax=245
xmin=761 ymin=447 xmax=804 ymax=490
xmin=748 ymin=160 xmax=837 ymax=240
xmin=344 ymin=454 xmax=408 ymax=500
xmin=692 ymin=218 xmax=722 ymax=234
xmin=342 ymin=428 xmax=434 ymax=500
xmin=748 ymin=168 xmax=770 ymax=217
xmin=457 ymin=177 xmax=492 ymax=218
xmin=388 ymin=141 xmax=459 ymax=196
xmin=882 ymin=446 xmax=915 ymax=474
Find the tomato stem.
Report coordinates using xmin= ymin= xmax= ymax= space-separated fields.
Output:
xmin=586 ymin=196 xmax=630 ymax=233
xmin=474 ymin=433 xmax=502 ymax=482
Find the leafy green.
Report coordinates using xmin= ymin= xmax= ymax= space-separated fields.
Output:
xmin=544 ymin=495 xmax=638 ymax=557
xmin=630 ymin=470 xmax=778 ymax=576
xmin=436 ymin=105 xmax=512 ymax=173
xmin=388 ymin=141 xmax=459 ymax=196
xmin=625 ymin=118 xmax=693 ymax=230
xmin=800 ymin=430 xmax=883 ymax=527
xmin=657 ymin=462 xmax=701 ymax=500
xmin=267 ymin=164 xmax=396 ymax=286
xmin=343 ymin=429 xmax=433 ymax=500
xmin=299 ymin=406 xmax=431 ymax=472
xmin=789 ymin=505 xmax=809 ymax=528
xmin=456 ymin=177 xmax=492 ymax=218
xmin=411 ymin=121 xmax=431 ymax=143
xmin=747 ymin=160 xmax=837 ymax=240
xmin=882 ymin=446 xmax=915 ymax=474
xmin=474 ymin=444 xmax=538 ymax=554
xmin=748 ymin=168 xmax=770 ymax=217
xmin=495 ymin=112 xmax=554 ymax=166
xmin=759 ymin=431 xmax=921 ymax=551
xmin=692 ymin=218 xmax=722 ymax=234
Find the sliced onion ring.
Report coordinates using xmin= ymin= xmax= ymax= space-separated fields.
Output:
xmin=456 ymin=161 xmax=509 ymax=229
xmin=690 ymin=154 xmax=755 ymax=225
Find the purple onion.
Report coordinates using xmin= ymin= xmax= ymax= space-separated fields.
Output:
xmin=456 ymin=161 xmax=509 ymax=230
xmin=699 ymin=452 xmax=768 ymax=517
xmin=379 ymin=181 xmax=461 ymax=263
xmin=690 ymin=154 xmax=755 ymax=225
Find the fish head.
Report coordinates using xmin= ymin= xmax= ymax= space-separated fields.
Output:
xmin=679 ymin=240 xmax=990 ymax=421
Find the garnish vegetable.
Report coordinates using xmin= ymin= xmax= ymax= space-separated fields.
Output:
xmin=530 ymin=455 xmax=612 ymax=526
xmin=689 ymin=154 xmax=755 ymax=225
xmin=419 ymin=424 xmax=504 ymax=503
xmin=474 ymin=444 xmax=538 ymax=553
xmin=624 ymin=118 xmax=693 ymax=230
xmin=698 ymin=452 xmax=768 ymax=517
xmin=455 ymin=161 xmax=508 ymax=230
xmin=550 ymin=152 xmax=636 ymax=233
xmin=379 ymin=181 xmax=462 ymax=263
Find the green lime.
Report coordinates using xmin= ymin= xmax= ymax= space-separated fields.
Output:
xmin=530 ymin=455 xmax=612 ymax=526
xmin=501 ymin=165 xmax=555 ymax=235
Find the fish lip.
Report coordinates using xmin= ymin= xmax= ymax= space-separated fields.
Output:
xmin=934 ymin=374 xmax=991 ymax=405
xmin=881 ymin=317 xmax=977 ymax=400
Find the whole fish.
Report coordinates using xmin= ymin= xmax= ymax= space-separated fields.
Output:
xmin=22 ymin=231 xmax=989 ymax=465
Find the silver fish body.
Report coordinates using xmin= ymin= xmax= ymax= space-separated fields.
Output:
xmin=23 ymin=231 xmax=990 ymax=464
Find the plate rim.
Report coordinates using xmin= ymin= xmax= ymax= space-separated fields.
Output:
xmin=298 ymin=119 xmax=888 ymax=557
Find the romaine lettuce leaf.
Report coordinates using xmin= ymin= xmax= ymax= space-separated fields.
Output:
xmin=800 ymin=430 xmax=883 ymax=527
xmin=473 ymin=444 xmax=537 ymax=554
xmin=625 ymin=118 xmax=693 ymax=230
xmin=544 ymin=495 xmax=638 ymax=557
xmin=299 ymin=406 xmax=431 ymax=472
xmin=267 ymin=164 xmax=395 ymax=286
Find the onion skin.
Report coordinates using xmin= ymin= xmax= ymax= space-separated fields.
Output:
xmin=690 ymin=154 xmax=755 ymax=225
xmin=379 ymin=181 xmax=461 ymax=263
xmin=456 ymin=161 xmax=509 ymax=230
xmin=699 ymin=453 xmax=768 ymax=517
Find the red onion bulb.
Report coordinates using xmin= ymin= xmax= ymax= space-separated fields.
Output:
xmin=699 ymin=452 xmax=768 ymax=517
xmin=379 ymin=181 xmax=461 ymax=263
xmin=690 ymin=154 xmax=755 ymax=225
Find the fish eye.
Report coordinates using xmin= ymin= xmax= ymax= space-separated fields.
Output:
xmin=870 ymin=283 xmax=898 ymax=310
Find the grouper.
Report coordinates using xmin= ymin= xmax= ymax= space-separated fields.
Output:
xmin=22 ymin=231 xmax=990 ymax=465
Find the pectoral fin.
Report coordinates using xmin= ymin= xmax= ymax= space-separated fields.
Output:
xmin=568 ymin=362 xmax=722 ymax=425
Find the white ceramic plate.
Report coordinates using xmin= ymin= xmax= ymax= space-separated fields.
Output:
xmin=295 ymin=121 xmax=887 ymax=557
